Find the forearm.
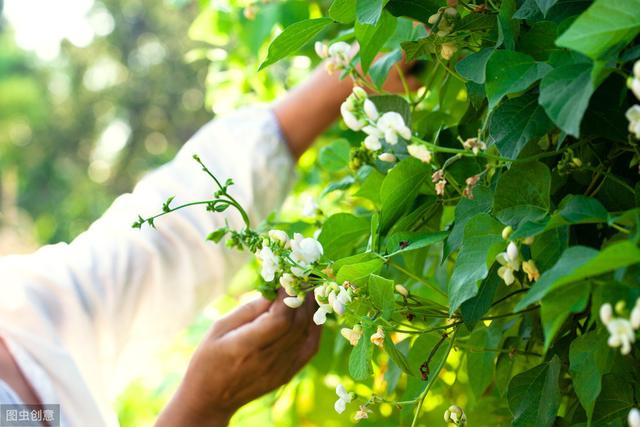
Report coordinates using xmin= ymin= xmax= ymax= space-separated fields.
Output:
xmin=273 ymin=65 xmax=353 ymax=159
xmin=155 ymin=386 xmax=232 ymax=427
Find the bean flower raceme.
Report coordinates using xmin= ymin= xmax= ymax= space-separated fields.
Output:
xmin=599 ymin=300 xmax=640 ymax=355
xmin=256 ymin=245 xmax=280 ymax=282
xmin=313 ymin=282 xmax=353 ymax=325
xmin=289 ymin=232 xmax=323 ymax=277
xmin=315 ymin=41 xmax=357 ymax=75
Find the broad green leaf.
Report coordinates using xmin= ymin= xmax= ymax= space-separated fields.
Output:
xmin=318 ymin=139 xmax=351 ymax=172
xmin=385 ymin=230 xmax=448 ymax=256
xmin=444 ymin=186 xmax=494 ymax=258
xmin=383 ymin=335 xmax=414 ymax=376
xmin=516 ymin=241 xmax=640 ymax=310
xmin=518 ymin=21 xmax=558 ymax=61
xmin=538 ymin=61 xmax=594 ymax=137
xmin=485 ymin=50 xmax=552 ymax=108
xmin=329 ymin=0 xmax=356 ymax=23
xmin=460 ymin=265 xmax=501 ymax=330
xmin=456 ymin=13 xmax=497 ymax=32
xmin=493 ymin=161 xmax=551 ymax=226
xmin=355 ymin=11 xmax=397 ymax=73
xmin=540 ymin=281 xmax=590 ymax=350
xmin=379 ymin=157 xmax=430 ymax=232
xmin=455 ymin=47 xmax=494 ymax=84
xmin=513 ymin=0 xmax=542 ymax=20
xmin=488 ymin=93 xmax=554 ymax=160
xmin=354 ymin=167 xmax=385 ymax=205
xmin=386 ymin=0 xmax=439 ymax=22
xmin=336 ymin=258 xmax=384 ymax=285
xmin=569 ymin=330 xmax=614 ymax=421
xmin=530 ymin=226 xmax=568 ymax=272
xmin=592 ymin=374 xmax=635 ymax=425
xmin=535 ymin=0 xmax=557 ymax=16
xmin=555 ymin=0 xmax=640 ymax=60
xmin=349 ymin=325 xmax=373 ymax=380
xmin=370 ymin=49 xmax=402 ymax=88
xmin=318 ymin=213 xmax=370 ymax=260
xmin=259 ymin=18 xmax=332 ymax=69
xmin=449 ymin=213 xmax=505 ymax=314
xmin=467 ymin=324 xmax=501 ymax=398
xmin=497 ymin=0 xmax=517 ymax=50
xmin=321 ymin=176 xmax=355 ymax=197
xmin=507 ymin=356 xmax=561 ymax=427
xmin=333 ymin=252 xmax=378 ymax=271
xmin=369 ymin=274 xmax=395 ymax=319
xmin=356 ymin=0 xmax=384 ymax=25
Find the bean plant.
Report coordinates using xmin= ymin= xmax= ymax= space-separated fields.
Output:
xmin=138 ymin=0 xmax=640 ymax=425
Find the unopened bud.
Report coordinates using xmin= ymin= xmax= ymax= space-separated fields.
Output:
xmin=615 ymin=300 xmax=626 ymax=314
xmin=501 ymin=226 xmax=513 ymax=240
xmin=395 ymin=284 xmax=409 ymax=297
xmin=352 ymin=86 xmax=367 ymax=100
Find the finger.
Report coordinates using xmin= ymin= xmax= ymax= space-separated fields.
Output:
xmin=211 ymin=296 xmax=272 ymax=338
xmin=226 ymin=291 xmax=297 ymax=349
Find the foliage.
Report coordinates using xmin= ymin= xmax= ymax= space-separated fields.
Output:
xmin=152 ymin=0 xmax=640 ymax=425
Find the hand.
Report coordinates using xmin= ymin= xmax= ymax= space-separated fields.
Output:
xmin=155 ymin=291 xmax=321 ymax=427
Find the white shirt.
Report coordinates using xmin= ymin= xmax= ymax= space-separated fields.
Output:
xmin=0 ymin=108 xmax=295 ymax=426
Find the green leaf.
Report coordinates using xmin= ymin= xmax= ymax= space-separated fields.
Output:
xmin=329 ymin=0 xmax=356 ymax=23
xmin=444 ymin=186 xmax=494 ymax=258
xmin=488 ymin=93 xmax=554 ymax=160
xmin=259 ymin=18 xmax=332 ymax=70
xmin=318 ymin=139 xmax=351 ymax=172
xmin=349 ymin=325 xmax=373 ymax=380
xmin=449 ymin=213 xmax=505 ymax=314
xmin=383 ymin=335 xmax=414 ymax=376
xmin=518 ymin=21 xmax=558 ymax=61
xmin=515 ymin=241 xmax=640 ymax=310
xmin=385 ymin=0 xmax=439 ymax=22
xmin=467 ymin=324 xmax=502 ymax=398
xmin=207 ymin=227 xmax=228 ymax=243
xmin=538 ymin=61 xmax=594 ymax=137
xmin=356 ymin=0 xmax=384 ymax=25
xmin=355 ymin=11 xmax=397 ymax=73
xmin=379 ymin=157 xmax=430 ymax=232
xmin=493 ymin=161 xmax=551 ymax=226
xmin=485 ymin=50 xmax=552 ymax=109
xmin=530 ymin=226 xmax=568 ymax=272
xmin=460 ymin=265 xmax=501 ymax=330
xmin=369 ymin=274 xmax=395 ymax=319
xmin=318 ymin=213 xmax=370 ymax=260
xmin=513 ymin=0 xmax=542 ymax=20
xmin=507 ymin=356 xmax=561 ymax=427
xmin=540 ymin=281 xmax=590 ymax=350
xmin=592 ymin=374 xmax=635 ymax=425
xmin=497 ymin=0 xmax=517 ymax=50
xmin=535 ymin=0 xmax=557 ymax=16
xmin=569 ymin=330 xmax=614 ymax=421
xmin=336 ymin=258 xmax=385 ymax=285
xmin=354 ymin=167 xmax=385 ymax=205
xmin=555 ymin=0 xmax=640 ymax=60
xmin=385 ymin=230 xmax=448 ymax=256
xmin=455 ymin=47 xmax=494 ymax=84
xmin=370 ymin=49 xmax=402 ymax=88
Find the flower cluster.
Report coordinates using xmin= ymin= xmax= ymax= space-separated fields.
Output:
xmin=461 ymin=137 xmax=487 ymax=155
xmin=313 ymin=281 xmax=353 ymax=325
xmin=443 ymin=405 xmax=467 ymax=426
xmin=600 ymin=298 xmax=640 ymax=355
xmin=428 ymin=7 xmax=458 ymax=37
xmin=315 ymin=41 xmax=357 ymax=75
xmin=255 ymin=229 xmax=324 ymax=304
xmin=340 ymin=87 xmax=417 ymax=164
xmin=626 ymin=60 xmax=640 ymax=139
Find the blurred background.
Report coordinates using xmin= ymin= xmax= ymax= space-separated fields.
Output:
xmin=0 ymin=0 xmax=363 ymax=425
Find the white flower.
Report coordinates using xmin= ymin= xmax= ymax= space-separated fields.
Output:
xmin=302 ymin=196 xmax=318 ymax=217
xmin=606 ymin=318 xmax=635 ymax=355
xmin=257 ymin=245 xmax=280 ymax=282
xmin=462 ymin=137 xmax=487 ymax=155
xmin=376 ymin=112 xmax=411 ymax=145
xmin=334 ymin=384 xmax=353 ymax=414
xmin=600 ymin=303 xmax=613 ymax=325
xmin=314 ymin=41 xmax=329 ymax=59
xmin=283 ymin=295 xmax=305 ymax=309
xmin=407 ymin=144 xmax=432 ymax=163
xmin=328 ymin=42 xmax=352 ymax=62
xmin=329 ymin=286 xmax=352 ymax=315
xmin=632 ymin=78 xmax=640 ymax=100
xmin=290 ymin=233 xmax=323 ymax=266
xmin=364 ymin=134 xmax=382 ymax=151
xmin=322 ymin=42 xmax=356 ymax=74
xmin=290 ymin=265 xmax=308 ymax=278
xmin=279 ymin=273 xmax=297 ymax=296
xmin=313 ymin=304 xmax=332 ymax=325
xmin=268 ymin=229 xmax=289 ymax=245
xmin=341 ymin=326 xmax=363 ymax=346
xmin=496 ymin=242 xmax=520 ymax=286
xmin=370 ymin=326 xmax=385 ymax=347
xmin=444 ymin=405 xmax=467 ymax=426
xmin=378 ymin=152 xmax=397 ymax=163
xmin=435 ymin=179 xmax=447 ymax=196
xmin=354 ymin=405 xmax=372 ymax=421
xmin=363 ymin=99 xmax=379 ymax=121
xmin=632 ymin=299 xmax=640 ymax=330
xmin=341 ymin=101 xmax=365 ymax=131
xmin=441 ymin=42 xmax=457 ymax=60
xmin=629 ymin=408 xmax=640 ymax=427
xmin=626 ymin=105 xmax=640 ymax=139
xmin=522 ymin=259 xmax=540 ymax=282
xmin=634 ymin=60 xmax=640 ymax=79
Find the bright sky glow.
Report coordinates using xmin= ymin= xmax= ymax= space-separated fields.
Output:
xmin=4 ymin=0 xmax=114 ymax=60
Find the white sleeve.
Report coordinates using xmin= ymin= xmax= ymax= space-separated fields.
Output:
xmin=0 ymin=107 xmax=295 ymax=399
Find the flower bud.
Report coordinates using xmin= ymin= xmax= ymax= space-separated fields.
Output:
xmin=501 ymin=226 xmax=513 ymax=240
xmin=629 ymin=408 xmax=640 ymax=427
xmin=283 ymin=295 xmax=305 ymax=309
xmin=631 ymin=305 xmax=640 ymax=330
xmin=370 ymin=326 xmax=385 ymax=347
xmin=600 ymin=303 xmax=613 ymax=325
xmin=522 ymin=260 xmax=540 ymax=282
xmin=395 ymin=284 xmax=409 ymax=297
xmin=616 ymin=300 xmax=626 ymax=314
xmin=523 ymin=236 xmax=535 ymax=245
xmin=407 ymin=144 xmax=432 ymax=163
xmin=506 ymin=242 xmax=519 ymax=261
xmin=363 ymin=99 xmax=379 ymax=121
xmin=634 ymin=60 xmax=640 ymax=80
xmin=364 ymin=134 xmax=382 ymax=151
xmin=268 ymin=229 xmax=289 ymax=245
xmin=378 ymin=152 xmax=397 ymax=163
xmin=341 ymin=325 xmax=363 ymax=346
xmin=441 ymin=42 xmax=457 ymax=60
xmin=314 ymin=41 xmax=328 ymax=59
xmin=352 ymin=86 xmax=368 ymax=100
